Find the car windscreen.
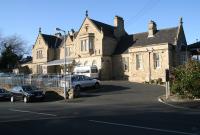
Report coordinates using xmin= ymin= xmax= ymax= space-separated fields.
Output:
xmin=91 ymin=68 xmax=98 ymax=73
xmin=22 ymin=86 xmax=33 ymax=92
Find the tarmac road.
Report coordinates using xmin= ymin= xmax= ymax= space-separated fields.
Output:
xmin=0 ymin=81 xmax=200 ymax=135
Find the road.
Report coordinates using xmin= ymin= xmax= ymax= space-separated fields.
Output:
xmin=0 ymin=81 xmax=200 ymax=135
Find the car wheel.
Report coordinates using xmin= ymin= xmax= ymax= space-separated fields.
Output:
xmin=11 ymin=96 xmax=15 ymax=102
xmin=23 ymin=96 xmax=28 ymax=103
xmin=94 ymin=82 xmax=100 ymax=89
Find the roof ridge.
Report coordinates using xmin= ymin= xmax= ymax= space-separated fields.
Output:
xmin=131 ymin=26 xmax=178 ymax=36
xmin=90 ymin=18 xmax=114 ymax=28
xmin=158 ymin=26 xmax=178 ymax=31
xmin=42 ymin=33 xmax=58 ymax=38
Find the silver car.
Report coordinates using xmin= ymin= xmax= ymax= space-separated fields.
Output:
xmin=60 ymin=75 xmax=100 ymax=91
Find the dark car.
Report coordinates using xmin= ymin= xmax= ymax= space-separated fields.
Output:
xmin=0 ymin=88 xmax=11 ymax=100
xmin=10 ymin=85 xmax=45 ymax=103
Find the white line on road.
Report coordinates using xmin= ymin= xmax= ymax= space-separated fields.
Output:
xmin=89 ymin=120 xmax=196 ymax=135
xmin=0 ymin=116 xmax=75 ymax=123
xmin=9 ymin=109 xmax=57 ymax=117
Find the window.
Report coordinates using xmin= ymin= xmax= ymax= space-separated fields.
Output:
xmin=36 ymin=65 xmax=42 ymax=74
xmin=85 ymin=39 xmax=89 ymax=51
xmin=81 ymin=41 xmax=84 ymax=51
xmin=136 ymin=54 xmax=142 ymax=70
xmin=84 ymin=61 xmax=88 ymax=66
xmin=122 ymin=57 xmax=129 ymax=71
xmin=153 ymin=53 xmax=160 ymax=69
xmin=66 ymin=47 xmax=71 ymax=56
xmin=80 ymin=39 xmax=89 ymax=52
xmin=92 ymin=60 xmax=97 ymax=66
xmin=89 ymin=38 xmax=94 ymax=50
xmin=36 ymin=50 xmax=43 ymax=59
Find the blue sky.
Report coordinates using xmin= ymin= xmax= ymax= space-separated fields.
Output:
xmin=0 ymin=0 xmax=199 ymax=49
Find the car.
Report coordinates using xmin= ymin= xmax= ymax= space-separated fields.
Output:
xmin=73 ymin=65 xmax=99 ymax=79
xmin=60 ymin=75 xmax=100 ymax=90
xmin=0 ymin=88 xmax=11 ymax=100
xmin=10 ymin=85 xmax=45 ymax=103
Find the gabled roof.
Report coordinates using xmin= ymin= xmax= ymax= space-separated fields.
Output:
xmin=90 ymin=19 xmax=115 ymax=38
xmin=114 ymin=27 xmax=179 ymax=55
xmin=41 ymin=34 xmax=62 ymax=48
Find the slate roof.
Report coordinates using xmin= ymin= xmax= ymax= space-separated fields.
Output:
xmin=188 ymin=42 xmax=200 ymax=49
xmin=114 ymin=27 xmax=179 ymax=55
xmin=41 ymin=34 xmax=62 ymax=48
xmin=188 ymin=42 xmax=200 ymax=54
xmin=90 ymin=19 xmax=115 ymax=38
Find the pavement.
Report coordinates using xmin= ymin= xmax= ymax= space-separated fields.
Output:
xmin=158 ymin=95 xmax=200 ymax=110
xmin=0 ymin=81 xmax=200 ymax=135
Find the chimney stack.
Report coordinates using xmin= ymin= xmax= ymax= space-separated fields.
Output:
xmin=148 ymin=20 xmax=157 ymax=37
xmin=114 ymin=15 xmax=126 ymax=39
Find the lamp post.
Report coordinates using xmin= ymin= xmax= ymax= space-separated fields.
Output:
xmin=56 ymin=28 xmax=67 ymax=100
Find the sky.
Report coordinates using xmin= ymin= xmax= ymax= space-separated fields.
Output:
xmin=0 ymin=0 xmax=200 ymax=49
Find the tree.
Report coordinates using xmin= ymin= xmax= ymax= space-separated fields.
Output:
xmin=1 ymin=35 xmax=28 ymax=57
xmin=0 ymin=35 xmax=27 ymax=72
xmin=171 ymin=60 xmax=200 ymax=99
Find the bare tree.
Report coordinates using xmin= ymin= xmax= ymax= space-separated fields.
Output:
xmin=1 ymin=35 xmax=28 ymax=57
xmin=0 ymin=35 xmax=29 ymax=72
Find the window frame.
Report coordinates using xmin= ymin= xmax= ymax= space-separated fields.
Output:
xmin=136 ymin=54 xmax=143 ymax=70
xmin=153 ymin=53 xmax=161 ymax=69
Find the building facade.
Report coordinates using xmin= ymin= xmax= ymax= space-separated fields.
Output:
xmin=30 ymin=12 xmax=187 ymax=82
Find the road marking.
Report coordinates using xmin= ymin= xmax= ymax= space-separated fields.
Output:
xmin=89 ymin=120 xmax=196 ymax=135
xmin=0 ymin=116 xmax=75 ymax=123
xmin=8 ymin=109 xmax=57 ymax=117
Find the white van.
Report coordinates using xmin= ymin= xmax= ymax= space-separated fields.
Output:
xmin=73 ymin=65 xmax=99 ymax=79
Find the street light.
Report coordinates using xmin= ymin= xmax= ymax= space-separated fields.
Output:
xmin=56 ymin=27 xmax=67 ymax=100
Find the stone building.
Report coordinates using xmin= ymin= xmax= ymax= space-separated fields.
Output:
xmin=30 ymin=12 xmax=187 ymax=82
xmin=32 ymin=28 xmax=62 ymax=74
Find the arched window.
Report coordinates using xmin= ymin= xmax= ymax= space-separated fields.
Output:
xmin=92 ymin=60 xmax=97 ymax=66
xmin=84 ymin=61 xmax=88 ymax=66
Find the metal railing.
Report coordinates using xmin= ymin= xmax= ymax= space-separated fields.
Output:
xmin=0 ymin=74 xmax=70 ymax=89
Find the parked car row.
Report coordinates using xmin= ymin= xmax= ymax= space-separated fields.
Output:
xmin=0 ymin=75 xmax=101 ymax=103
xmin=0 ymin=85 xmax=45 ymax=103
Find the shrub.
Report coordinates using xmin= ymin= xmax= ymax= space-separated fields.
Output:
xmin=171 ymin=60 xmax=200 ymax=99
xmin=150 ymin=80 xmax=155 ymax=84
xmin=157 ymin=78 xmax=162 ymax=84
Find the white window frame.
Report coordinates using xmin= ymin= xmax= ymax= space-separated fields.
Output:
xmin=153 ymin=53 xmax=160 ymax=69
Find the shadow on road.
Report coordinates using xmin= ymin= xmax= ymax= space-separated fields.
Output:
xmin=43 ymin=91 xmax=64 ymax=102
xmin=82 ymin=84 xmax=130 ymax=94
